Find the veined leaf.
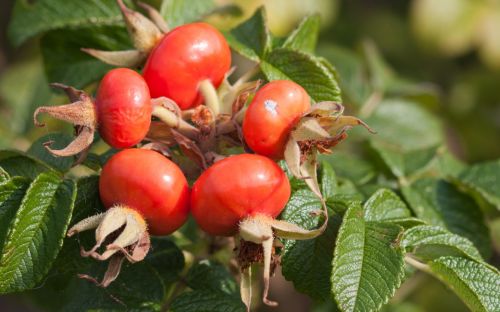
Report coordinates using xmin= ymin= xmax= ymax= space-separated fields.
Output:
xmin=402 ymin=178 xmax=491 ymax=258
xmin=282 ymin=14 xmax=321 ymax=53
xmin=8 ymin=0 xmax=124 ymax=47
xmin=0 ymin=177 xmax=30 ymax=252
xmin=332 ymin=202 xmax=405 ymax=312
xmin=0 ymin=150 xmax=57 ymax=179
xmin=427 ymin=256 xmax=500 ymax=312
xmin=0 ymin=172 xmax=76 ymax=293
xmin=261 ymin=48 xmax=341 ymax=102
xmin=224 ymin=7 xmax=270 ymax=62
xmin=455 ymin=159 xmax=500 ymax=210
xmin=402 ymin=225 xmax=483 ymax=262
xmin=363 ymin=189 xmax=412 ymax=222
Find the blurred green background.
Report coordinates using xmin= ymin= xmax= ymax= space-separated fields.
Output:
xmin=0 ymin=0 xmax=499 ymax=311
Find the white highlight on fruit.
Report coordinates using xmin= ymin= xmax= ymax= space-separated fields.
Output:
xmin=264 ymin=100 xmax=278 ymax=116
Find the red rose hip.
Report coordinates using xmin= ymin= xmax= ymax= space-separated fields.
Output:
xmin=142 ymin=22 xmax=231 ymax=110
xmin=243 ymin=80 xmax=311 ymax=159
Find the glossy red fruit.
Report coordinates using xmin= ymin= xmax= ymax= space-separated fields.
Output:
xmin=191 ymin=154 xmax=291 ymax=236
xmin=96 ymin=68 xmax=152 ymax=148
xmin=243 ymin=80 xmax=311 ymax=159
xmin=99 ymin=149 xmax=190 ymax=235
xmin=142 ymin=22 xmax=231 ymax=110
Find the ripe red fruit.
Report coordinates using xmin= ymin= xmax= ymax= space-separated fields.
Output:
xmin=67 ymin=149 xmax=189 ymax=286
xmin=142 ymin=22 xmax=231 ymax=110
xmin=191 ymin=154 xmax=291 ymax=236
xmin=96 ymin=68 xmax=152 ymax=148
xmin=33 ymin=68 xmax=152 ymax=156
xmin=99 ymin=148 xmax=190 ymax=235
xmin=243 ymin=80 xmax=311 ymax=159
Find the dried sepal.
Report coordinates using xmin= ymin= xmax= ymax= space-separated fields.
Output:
xmin=67 ymin=204 xmax=151 ymax=287
xmin=117 ymin=0 xmax=162 ymax=53
xmin=145 ymin=121 xmax=176 ymax=145
xmin=151 ymin=98 xmax=200 ymax=140
xmin=137 ymin=1 xmax=169 ymax=33
xmin=33 ymin=85 xmax=96 ymax=157
xmin=141 ymin=141 xmax=172 ymax=157
xmin=306 ymin=101 xmax=344 ymax=117
xmin=171 ymin=129 xmax=208 ymax=169
xmin=237 ymin=212 xmax=326 ymax=308
xmin=81 ymin=48 xmax=146 ymax=67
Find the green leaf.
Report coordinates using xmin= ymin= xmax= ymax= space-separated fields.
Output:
xmin=0 ymin=178 xmax=30 ymax=252
xmin=363 ymin=189 xmax=412 ymax=222
xmin=8 ymin=0 xmax=124 ymax=47
xmin=370 ymin=141 xmax=439 ymax=179
xmin=366 ymin=99 xmax=444 ymax=152
xmin=455 ymin=159 xmax=500 ymax=210
xmin=186 ymin=260 xmax=238 ymax=295
xmin=225 ymin=7 xmax=271 ymax=61
xmin=171 ymin=290 xmax=246 ymax=312
xmin=402 ymin=225 xmax=483 ymax=262
xmin=281 ymin=187 xmax=340 ymax=300
xmin=332 ymin=202 xmax=405 ymax=312
xmin=282 ymin=14 xmax=321 ymax=53
xmin=427 ymin=256 xmax=500 ymax=312
xmin=171 ymin=260 xmax=245 ymax=312
xmin=145 ymin=238 xmax=185 ymax=287
xmin=402 ymin=178 xmax=491 ymax=259
xmin=317 ymin=44 xmax=372 ymax=107
xmin=41 ymin=25 xmax=131 ymax=88
xmin=0 ymin=167 xmax=10 ymax=183
xmin=27 ymin=133 xmax=75 ymax=173
xmin=72 ymin=175 xmax=104 ymax=223
xmin=261 ymin=48 xmax=341 ymax=102
xmin=0 ymin=150 xmax=56 ymax=180
xmin=319 ymin=152 xmax=376 ymax=185
xmin=319 ymin=161 xmax=338 ymax=200
xmin=161 ymin=0 xmax=216 ymax=28
xmin=0 ymin=172 xmax=76 ymax=293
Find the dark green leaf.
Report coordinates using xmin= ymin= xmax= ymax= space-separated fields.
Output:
xmin=171 ymin=290 xmax=246 ymax=312
xmin=332 ymin=202 xmax=405 ymax=312
xmin=0 ymin=177 xmax=30 ymax=252
xmin=171 ymin=259 xmax=244 ymax=312
xmin=363 ymin=189 xmax=412 ymax=222
xmin=427 ymin=256 xmax=500 ymax=312
xmin=225 ymin=7 xmax=271 ymax=61
xmin=145 ymin=238 xmax=185 ymax=287
xmin=261 ymin=48 xmax=341 ymax=102
xmin=161 ymin=0 xmax=216 ymax=28
xmin=27 ymin=133 xmax=75 ymax=172
xmin=41 ymin=25 xmax=131 ymax=88
xmin=0 ymin=150 xmax=56 ymax=179
xmin=455 ymin=159 xmax=500 ymax=210
xmin=402 ymin=225 xmax=482 ymax=262
xmin=280 ymin=187 xmax=339 ymax=300
xmin=370 ymin=141 xmax=439 ymax=179
xmin=282 ymin=14 xmax=321 ymax=53
xmin=185 ymin=260 xmax=237 ymax=295
xmin=402 ymin=178 xmax=491 ymax=258
xmin=319 ymin=161 xmax=338 ymax=200
xmin=0 ymin=167 xmax=10 ymax=183
xmin=0 ymin=172 xmax=76 ymax=293
xmin=8 ymin=0 xmax=124 ymax=47
xmin=366 ymin=99 xmax=444 ymax=152
xmin=72 ymin=175 xmax=104 ymax=223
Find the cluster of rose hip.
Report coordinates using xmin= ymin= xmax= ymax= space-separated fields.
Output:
xmin=33 ymin=1 xmax=371 ymax=310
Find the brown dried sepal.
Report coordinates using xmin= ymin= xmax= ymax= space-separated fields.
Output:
xmin=284 ymin=102 xmax=374 ymax=198
xmin=82 ymin=0 xmax=166 ymax=67
xmin=33 ymin=84 xmax=96 ymax=157
xmin=237 ymin=212 xmax=327 ymax=311
xmin=67 ymin=205 xmax=151 ymax=287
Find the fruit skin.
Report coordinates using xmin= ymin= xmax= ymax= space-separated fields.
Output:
xmin=142 ymin=22 xmax=231 ymax=110
xmin=99 ymin=149 xmax=190 ymax=235
xmin=191 ymin=154 xmax=291 ymax=236
xmin=96 ymin=68 xmax=152 ymax=148
xmin=243 ymin=80 xmax=311 ymax=159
